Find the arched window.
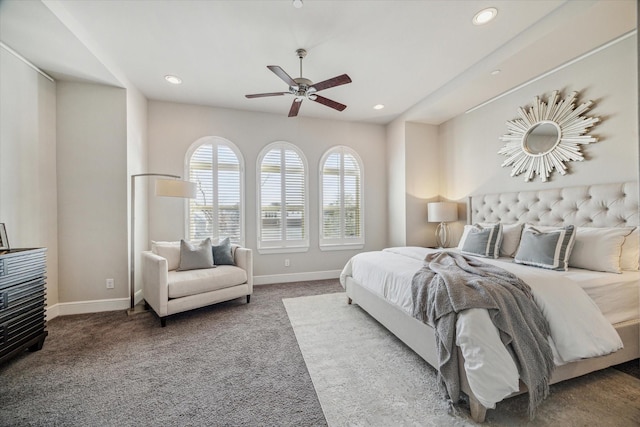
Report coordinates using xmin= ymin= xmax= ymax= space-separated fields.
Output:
xmin=257 ymin=142 xmax=308 ymax=253
xmin=319 ymin=146 xmax=364 ymax=250
xmin=186 ymin=136 xmax=244 ymax=245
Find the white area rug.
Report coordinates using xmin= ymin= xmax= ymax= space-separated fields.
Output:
xmin=284 ymin=292 xmax=640 ymax=427
xmin=283 ymin=292 xmax=472 ymax=427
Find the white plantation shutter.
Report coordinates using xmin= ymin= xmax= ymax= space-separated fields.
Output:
xmin=258 ymin=142 xmax=309 ymax=253
xmin=187 ymin=137 xmax=244 ymax=245
xmin=320 ymin=146 xmax=364 ymax=249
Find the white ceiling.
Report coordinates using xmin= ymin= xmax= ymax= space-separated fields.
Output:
xmin=0 ymin=0 xmax=636 ymax=125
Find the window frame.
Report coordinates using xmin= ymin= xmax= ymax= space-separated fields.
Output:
xmin=319 ymin=145 xmax=365 ymax=251
xmin=184 ymin=136 xmax=245 ymax=246
xmin=256 ymin=141 xmax=309 ymax=254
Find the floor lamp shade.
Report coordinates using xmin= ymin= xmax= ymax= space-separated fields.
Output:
xmin=155 ymin=178 xmax=197 ymax=198
xmin=427 ymin=202 xmax=458 ymax=248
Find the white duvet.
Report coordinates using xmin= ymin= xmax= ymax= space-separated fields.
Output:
xmin=339 ymin=247 xmax=633 ymax=409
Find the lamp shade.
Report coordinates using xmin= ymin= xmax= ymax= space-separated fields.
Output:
xmin=427 ymin=202 xmax=458 ymax=223
xmin=155 ymin=179 xmax=197 ymax=198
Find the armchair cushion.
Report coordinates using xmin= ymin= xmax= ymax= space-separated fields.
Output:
xmin=168 ymin=266 xmax=248 ymax=298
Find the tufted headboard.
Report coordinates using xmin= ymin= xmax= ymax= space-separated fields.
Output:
xmin=469 ymin=181 xmax=638 ymax=228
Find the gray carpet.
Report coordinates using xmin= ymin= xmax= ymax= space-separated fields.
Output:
xmin=285 ymin=292 xmax=640 ymax=427
xmin=0 ymin=280 xmax=343 ymax=427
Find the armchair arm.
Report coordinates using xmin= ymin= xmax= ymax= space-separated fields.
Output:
xmin=233 ymin=247 xmax=253 ymax=294
xmin=141 ymin=251 xmax=169 ymax=317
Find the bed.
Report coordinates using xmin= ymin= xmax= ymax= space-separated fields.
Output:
xmin=340 ymin=181 xmax=639 ymax=422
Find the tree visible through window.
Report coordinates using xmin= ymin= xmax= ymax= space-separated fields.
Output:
xmin=320 ymin=146 xmax=364 ymax=249
xmin=257 ymin=142 xmax=308 ymax=252
xmin=187 ymin=137 xmax=244 ymax=245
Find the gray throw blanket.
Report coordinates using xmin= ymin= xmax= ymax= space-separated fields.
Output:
xmin=411 ymin=251 xmax=554 ymax=419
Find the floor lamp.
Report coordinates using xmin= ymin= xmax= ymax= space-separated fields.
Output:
xmin=427 ymin=202 xmax=458 ymax=248
xmin=129 ymin=173 xmax=197 ymax=315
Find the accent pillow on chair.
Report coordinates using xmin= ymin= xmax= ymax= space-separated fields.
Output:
xmin=177 ymin=238 xmax=215 ymax=271
xmin=212 ymin=237 xmax=235 ymax=265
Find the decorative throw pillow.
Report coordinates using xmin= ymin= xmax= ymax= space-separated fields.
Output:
xmin=212 ymin=237 xmax=235 ymax=266
xmin=568 ymin=227 xmax=634 ymax=273
xmin=499 ymin=223 xmax=524 ymax=258
xmin=620 ymin=227 xmax=639 ymax=271
xmin=514 ymin=225 xmax=576 ymax=271
xmin=151 ymin=241 xmax=181 ymax=271
xmin=460 ymin=223 xmax=502 ymax=258
xmin=177 ymin=238 xmax=214 ymax=271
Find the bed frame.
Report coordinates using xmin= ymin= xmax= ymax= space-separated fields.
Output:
xmin=345 ymin=181 xmax=639 ymax=423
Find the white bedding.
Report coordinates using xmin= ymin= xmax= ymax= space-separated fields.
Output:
xmin=339 ymin=246 xmax=640 ymax=409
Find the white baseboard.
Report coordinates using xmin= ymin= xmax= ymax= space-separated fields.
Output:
xmin=45 ymin=272 xmax=340 ymax=320
xmin=47 ymin=297 xmax=129 ymax=320
xmin=254 ymin=269 xmax=341 ymax=285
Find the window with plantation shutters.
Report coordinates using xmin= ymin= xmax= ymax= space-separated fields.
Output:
xmin=257 ymin=142 xmax=309 ymax=253
xmin=320 ymin=146 xmax=364 ymax=250
xmin=186 ymin=137 xmax=244 ymax=245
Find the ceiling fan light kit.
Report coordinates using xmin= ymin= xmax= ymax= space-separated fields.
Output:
xmin=246 ymin=48 xmax=352 ymax=117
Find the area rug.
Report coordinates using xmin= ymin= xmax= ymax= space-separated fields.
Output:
xmin=284 ymin=292 xmax=640 ymax=427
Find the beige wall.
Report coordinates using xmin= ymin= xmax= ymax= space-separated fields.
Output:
xmin=386 ymin=120 xmax=441 ymax=247
xmin=438 ymin=35 xmax=638 ymax=243
xmin=0 ymin=48 xmax=59 ymax=307
xmin=147 ymin=101 xmax=388 ymax=280
xmin=56 ymin=81 xmax=129 ymax=303
xmin=125 ymin=88 xmax=148 ymax=305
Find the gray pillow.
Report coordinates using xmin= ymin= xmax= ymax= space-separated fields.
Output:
xmin=177 ymin=238 xmax=215 ymax=271
xmin=460 ymin=223 xmax=502 ymax=258
xmin=514 ymin=225 xmax=576 ymax=271
xmin=212 ymin=237 xmax=235 ymax=265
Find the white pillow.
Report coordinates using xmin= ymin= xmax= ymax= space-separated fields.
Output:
xmin=499 ymin=223 xmax=524 ymax=258
xmin=514 ymin=225 xmax=576 ymax=271
xmin=151 ymin=241 xmax=181 ymax=271
xmin=459 ymin=223 xmax=502 ymax=258
xmin=568 ymin=227 xmax=634 ymax=273
xmin=620 ymin=227 xmax=639 ymax=271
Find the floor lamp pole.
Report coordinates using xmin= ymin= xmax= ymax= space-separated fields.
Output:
xmin=129 ymin=173 xmax=181 ymax=315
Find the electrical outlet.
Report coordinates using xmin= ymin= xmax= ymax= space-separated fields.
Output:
xmin=284 ymin=259 xmax=290 ymax=267
xmin=106 ymin=278 xmax=115 ymax=289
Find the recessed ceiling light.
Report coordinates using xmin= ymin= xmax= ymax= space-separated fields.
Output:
xmin=373 ymin=104 xmax=385 ymax=110
xmin=292 ymin=0 xmax=303 ymax=8
xmin=164 ymin=75 xmax=182 ymax=85
xmin=473 ymin=7 xmax=498 ymax=25
xmin=490 ymin=69 xmax=501 ymax=75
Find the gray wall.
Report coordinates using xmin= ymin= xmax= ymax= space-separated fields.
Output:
xmin=0 ymin=48 xmax=59 ymax=307
xmin=147 ymin=101 xmax=388 ymax=280
xmin=56 ymin=82 xmax=129 ymax=303
xmin=438 ymin=35 xmax=638 ymax=243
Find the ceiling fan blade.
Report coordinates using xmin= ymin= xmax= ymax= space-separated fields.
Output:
xmin=288 ymin=99 xmax=302 ymax=117
xmin=245 ymin=92 xmax=289 ymax=99
xmin=267 ymin=65 xmax=298 ymax=87
xmin=312 ymin=95 xmax=347 ymax=112
xmin=311 ymin=74 xmax=352 ymax=92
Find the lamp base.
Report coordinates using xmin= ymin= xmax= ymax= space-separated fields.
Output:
xmin=127 ymin=303 xmax=149 ymax=316
xmin=435 ymin=222 xmax=451 ymax=248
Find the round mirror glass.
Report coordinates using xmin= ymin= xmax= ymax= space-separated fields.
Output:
xmin=522 ymin=121 xmax=560 ymax=155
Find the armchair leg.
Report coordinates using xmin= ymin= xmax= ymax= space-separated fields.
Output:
xmin=160 ymin=317 xmax=167 ymax=327
xmin=246 ymin=295 xmax=251 ymax=304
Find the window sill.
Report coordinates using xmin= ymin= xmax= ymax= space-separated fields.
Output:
xmin=319 ymin=244 xmax=364 ymax=252
xmin=257 ymin=246 xmax=310 ymax=255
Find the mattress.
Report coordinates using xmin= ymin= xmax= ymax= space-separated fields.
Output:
xmin=350 ymin=246 xmax=639 ymax=325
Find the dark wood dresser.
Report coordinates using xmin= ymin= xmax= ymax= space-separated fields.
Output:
xmin=0 ymin=248 xmax=48 ymax=364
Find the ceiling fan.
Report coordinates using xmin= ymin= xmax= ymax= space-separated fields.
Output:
xmin=245 ymin=48 xmax=352 ymax=117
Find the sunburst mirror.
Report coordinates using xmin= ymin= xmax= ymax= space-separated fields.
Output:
xmin=498 ymin=90 xmax=600 ymax=182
